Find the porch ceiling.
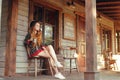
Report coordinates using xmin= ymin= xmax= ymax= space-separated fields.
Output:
xmin=78 ymin=0 xmax=120 ymax=21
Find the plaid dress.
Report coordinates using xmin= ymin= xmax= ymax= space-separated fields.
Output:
xmin=24 ymin=33 xmax=44 ymax=57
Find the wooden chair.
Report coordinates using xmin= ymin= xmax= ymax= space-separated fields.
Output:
xmin=25 ymin=45 xmax=53 ymax=77
xmin=109 ymin=59 xmax=118 ymax=70
xmin=103 ymin=51 xmax=118 ymax=70
xmin=60 ymin=46 xmax=79 ymax=73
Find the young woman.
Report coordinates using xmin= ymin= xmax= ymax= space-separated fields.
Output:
xmin=24 ymin=20 xmax=65 ymax=79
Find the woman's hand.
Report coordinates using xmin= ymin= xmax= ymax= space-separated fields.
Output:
xmin=42 ymin=46 xmax=46 ymax=50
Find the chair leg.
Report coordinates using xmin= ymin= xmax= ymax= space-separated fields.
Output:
xmin=27 ymin=60 xmax=32 ymax=76
xmin=75 ymin=59 xmax=79 ymax=72
xmin=115 ymin=62 xmax=118 ymax=70
xmin=113 ymin=63 xmax=115 ymax=70
xmin=70 ymin=59 xmax=72 ymax=73
xmin=35 ymin=58 xmax=37 ymax=77
xmin=48 ymin=58 xmax=53 ymax=76
xmin=40 ymin=59 xmax=42 ymax=68
xmin=63 ymin=59 xmax=66 ymax=73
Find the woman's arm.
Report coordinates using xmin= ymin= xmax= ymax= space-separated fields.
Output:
xmin=24 ymin=33 xmax=32 ymax=47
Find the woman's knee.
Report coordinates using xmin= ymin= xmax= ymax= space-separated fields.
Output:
xmin=48 ymin=45 xmax=52 ymax=48
xmin=38 ymin=51 xmax=50 ymax=57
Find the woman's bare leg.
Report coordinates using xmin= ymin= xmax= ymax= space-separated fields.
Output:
xmin=46 ymin=45 xmax=63 ymax=68
xmin=37 ymin=48 xmax=65 ymax=79
xmin=37 ymin=49 xmax=59 ymax=74
xmin=46 ymin=45 xmax=58 ymax=63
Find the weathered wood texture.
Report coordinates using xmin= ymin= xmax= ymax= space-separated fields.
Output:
xmin=0 ymin=0 xmax=2 ymax=40
xmin=85 ymin=0 xmax=97 ymax=72
xmin=1 ymin=0 xmax=116 ymax=75
xmin=84 ymin=0 xmax=100 ymax=80
xmin=5 ymin=0 xmax=18 ymax=76
xmin=16 ymin=0 xmax=29 ymax=73
xmin=114 ymin=21 xmax=120 ymax=54
xmin=0 ymin=0 xmax=8 ymax=76
xmin=15 ymin=0 xmax=115 ymax=74
xmin=115 ymin=21 xmax=120 ymax=30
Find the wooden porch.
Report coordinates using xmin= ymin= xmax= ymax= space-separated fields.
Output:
xmin=0 ymin=71 xmax=120 ymax=80
xmin=0 ymin=0 xmax=120 ymax=80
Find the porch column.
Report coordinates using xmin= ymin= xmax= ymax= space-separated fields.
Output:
xmin=0 ymin=0 xmax=2 ymax=38
xmin=5 ymin=0 xmax=18 ymax=76
xmin=84 ymin=0 xmax=99 ymax=80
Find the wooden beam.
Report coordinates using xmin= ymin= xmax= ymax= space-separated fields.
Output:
xmin=97 ymin=1 xmax=120 ymax=6
xmin=107 ymin=17 xmax=120 ymax=20
xmin=97 ymin=11 xmax=114 ymax=21
xmin=112 ymin=17 xmax=120 ymax=20
xmin=99 ymin=9 xmax=120 ymax=12
xmin=32 ymin=0 xmax=62 ymax=11
xmin=115 ymin=19 xmax=120 ymax=21
xmin=107 ymin=14 xmax=120 ymax=16
xmin=97 ymin=6 xmax=120 ymax=10
xmin=110 ymin=16 xmax=120 ymax=18
xmin=102 ymin=10 xmax=120 ymax=13
xmin=74 ymin=0 xmax=85 ymax=6
xmin=74 ymin=11 xmax=85 ymax=18
xmin=84 ymin=0 xmax=99 ymax=80
xmin=98 ymin=9 xmax=120 ymax=11
xmin=5 ymin=0 xmax=18 ymax=76
xmin=110 ymin=18 xmax=120 ymax=20
xmin=103 ymin=12 xmax=120 ymax=14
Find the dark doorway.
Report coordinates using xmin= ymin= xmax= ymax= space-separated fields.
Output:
xmin=29 ymin=1 xmax=59 ymax=52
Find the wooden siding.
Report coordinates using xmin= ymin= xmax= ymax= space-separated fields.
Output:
xmin=0 ymin=0 xmax=8 ymax=76
xmin=15 ymin=0 xmax=116 ymax=74
xmin=115 ymin=21 xmax=120 ymax=30
xmin=98 ymin=16 xmax=114 ymax=28
xmin=16 ymin=0 xmax=29 ymax=73
xmin=0 ymin=0 xmax=2 ymax=40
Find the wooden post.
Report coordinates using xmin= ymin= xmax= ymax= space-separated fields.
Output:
xmin=0 ymin=0 xmax=2 ymax=39
xmin=84 ymin=0 xmax=99 ymax=80
xmin=5 ymin=0 xmax=18 ymax=76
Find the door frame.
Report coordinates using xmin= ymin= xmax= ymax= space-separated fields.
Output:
xmin=100 ymin=25 xmax=112 ymax=52
xmin=29 ymin=0 xmax=62 ymax=53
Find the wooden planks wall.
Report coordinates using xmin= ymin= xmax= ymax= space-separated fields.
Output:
xmin=16 ymin=0 xmax=29 ymax=73
xmin=15 ymin=0 xmax=116 ymax=73
xmin=0 ymin=0 xmax=8 ymax=76
xmin=0 ymin=0 xmax=2 ymax=39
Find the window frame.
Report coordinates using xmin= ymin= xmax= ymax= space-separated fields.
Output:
xmin=29 ymin=0 xmax=60 ymax=53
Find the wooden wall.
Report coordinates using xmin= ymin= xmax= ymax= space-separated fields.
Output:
xmin=16 ymin=0 xmax=29 ymax=73
xmin=15 ymin=0 xmax=115 ymax=73
xmin=115 ymin=21 xmax=120 ymax=30
xmin=0 ymin=0 xmax=116 ymax=75
xmin=0 ymin=0 xmax=2 ymax=39
xmin=0 ymin=0 xmax=8 ymax=76
xmin=15 ymin=0 xmax=86 ymax=73
xmin=114 ymin=21 xmax=120 ymax=54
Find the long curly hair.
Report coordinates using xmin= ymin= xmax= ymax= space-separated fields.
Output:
xmin=29 ymin=20 xmax=42 ymax=47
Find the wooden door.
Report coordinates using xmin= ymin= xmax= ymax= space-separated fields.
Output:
xmin=77 ymin=16 xmax=86 ymax=71
xmin=77 ymin=17 xmax=86 ymax=55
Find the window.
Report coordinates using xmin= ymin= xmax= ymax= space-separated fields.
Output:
xmin=33 ymin=5 xmax=58 ymax=47
xmin=44 ymin=24 xmax=54 ymax=45
xmin=116 ymin=31 xmax=120 ymax=52
xmin=34 ymin=6 xmax=43 ymax=22
xmin=102 ymin=29 xmax=112 ymax=51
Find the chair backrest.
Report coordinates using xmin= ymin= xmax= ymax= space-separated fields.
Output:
xmin=102 ymin=50 xmax=113 ymax=61
xmin=60 ymin=46 xmax=77 ymax=58
xmin=25 ymin=45 xmax=32 ymax=58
